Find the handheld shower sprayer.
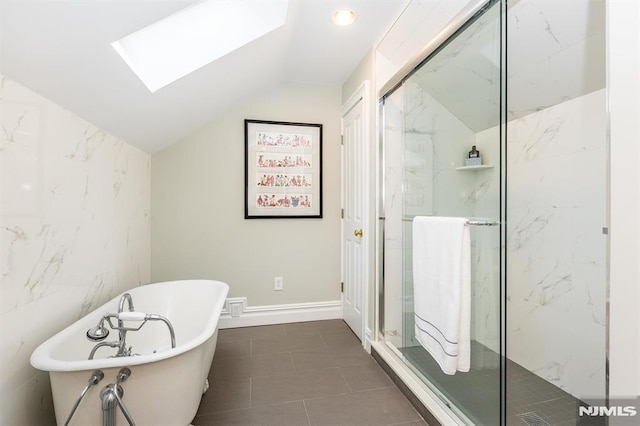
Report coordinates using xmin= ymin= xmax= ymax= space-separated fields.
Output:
xmin=86 ymin=317 xmax=110 ymax=341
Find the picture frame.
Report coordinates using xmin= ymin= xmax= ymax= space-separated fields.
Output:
xmin=244 ymin=119 xmax=323 ymax=219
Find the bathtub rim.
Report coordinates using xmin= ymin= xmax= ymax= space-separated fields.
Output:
xmin=30 ymin=279 xmax=229 ymax=372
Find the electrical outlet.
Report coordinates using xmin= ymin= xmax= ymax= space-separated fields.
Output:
xmin=229 ymin=302 xmax=242 ymax=318
xmin=274 ymin=276 xmax=284 ymax=291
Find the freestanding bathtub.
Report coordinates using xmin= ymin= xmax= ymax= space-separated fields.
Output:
xmin=31 ymin=280 xmax=229 ymax=426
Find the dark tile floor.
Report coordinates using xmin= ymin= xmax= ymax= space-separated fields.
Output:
xmin=193 ymin=320 xmax=427 ymax=426
xmin=506 ymin=361 xmax=605 ymax=426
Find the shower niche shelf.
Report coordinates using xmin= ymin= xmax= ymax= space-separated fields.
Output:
xmin=455 ymin=165 xmax=494 ymax=171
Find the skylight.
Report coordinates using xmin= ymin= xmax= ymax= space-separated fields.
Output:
xmin=112 ymin=0 xmax=289 ymax=93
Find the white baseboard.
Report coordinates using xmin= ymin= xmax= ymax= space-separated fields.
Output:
xmin=218 ymin=298 xmax=343 ymax=329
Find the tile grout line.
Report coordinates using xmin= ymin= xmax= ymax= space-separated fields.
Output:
xmin=302 ymin=398 xmax=312 ymax=426
xmin=319 ymin=330 xmax=329 ymax=348
xmin=289 ymin=349 xmax=297 ymax=373
xmin=337 ymin=366 xmax=354 ymax=394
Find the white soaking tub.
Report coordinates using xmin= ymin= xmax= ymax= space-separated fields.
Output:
xmin=31 ymin=280 xmax=229 ymax=426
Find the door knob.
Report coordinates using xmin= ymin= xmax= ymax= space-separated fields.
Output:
xmin=354 ymin=229 xmax=363 ymax=237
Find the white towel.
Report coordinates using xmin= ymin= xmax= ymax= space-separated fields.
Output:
xmin=412 ymin=216 xmax=471 ymax=375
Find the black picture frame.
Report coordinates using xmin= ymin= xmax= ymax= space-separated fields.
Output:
xmin=244 ymin=119 xmax=323 ymax=219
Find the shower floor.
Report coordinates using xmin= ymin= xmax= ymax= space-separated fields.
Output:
xmin=400 ymin=342 xmax=605 ymax=425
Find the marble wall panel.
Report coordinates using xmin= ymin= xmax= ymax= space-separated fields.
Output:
xmin=506 ymin=89 xmax=607 ymax=400
xmin=382 ymin=88 xmax=405 ymax=345
xmin=383 ymin=78 xmax=501 ymax=353
xmin=403 ymin=79 xmax=478 ymax=218
xmin=376 ymin=0 xmax=469 ymax=88
xmin=0 ymin=75 xmax=150 ymax=425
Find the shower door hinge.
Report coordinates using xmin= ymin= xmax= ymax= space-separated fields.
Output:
xmin=341 ymin=208 xmax=344 ymax=219
xmin=341 ymin=282 xmax=344 ymax=292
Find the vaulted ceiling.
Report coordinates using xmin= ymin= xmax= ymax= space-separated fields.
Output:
xmin=1 ymin=0 xmax=409 ymax=154
xmin=1 ymin=0 xmax=608 ymax=154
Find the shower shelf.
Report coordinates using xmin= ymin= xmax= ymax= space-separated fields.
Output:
xmin=455 ymin=165 xmax=494 ymax=171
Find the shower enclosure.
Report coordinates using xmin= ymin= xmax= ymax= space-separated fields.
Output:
xmin=377 ymin=0 xmax=607 ymax=424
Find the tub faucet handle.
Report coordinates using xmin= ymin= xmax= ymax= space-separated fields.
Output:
xmin=91 ymin=370 xmax=105 ymax=385
xmin=117 ymin=367 xmax=131 ymax=385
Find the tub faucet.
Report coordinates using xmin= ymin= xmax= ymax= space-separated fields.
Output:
xmin=117 ymin=293 xmax=135 ymax=355
xmin=118 ymin=293 xmax=135 ymax=314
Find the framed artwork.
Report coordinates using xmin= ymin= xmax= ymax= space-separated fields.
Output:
xmin=244 ymin=119 xmax=323 ymax=218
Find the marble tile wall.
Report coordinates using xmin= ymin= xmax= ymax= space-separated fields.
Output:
xmin=376 ymin=0 xmax=469 ymax=92
xmin=507 ymin=0 xmax=605 ymax=121
xmin=470 ymin=126 xmax=501 ymax=355
xmin=382 ymin=87 xmax=606 ymax=399
xmin=381 ymin=87 xmax=405 ymax=350
xmin=403 ymin=79 xmax=479 ymax=219
xmin=0 ymin=75 xmax=150 ymax=425
xmin=506 ymin=89 xmax=607 ymax=400
xmin=382 ymin=78 xmax=502 ymax=356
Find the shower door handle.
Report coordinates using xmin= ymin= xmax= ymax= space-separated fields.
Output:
xmin=354 ymin=229 xmax=363 ymax=237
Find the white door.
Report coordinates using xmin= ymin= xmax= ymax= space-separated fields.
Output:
xmin=342 ymin=92 xmax=367 ymax=341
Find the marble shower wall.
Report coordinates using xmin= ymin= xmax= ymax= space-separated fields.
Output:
xmin=403 ymin=79 xmax=477 ymax=220
xmin=0 ymin=75 xmax=150 ymax=425
xmin=382 ymin=77 xmax=502 ymax=359
xmin=382 ymin=86 xmax=405 ymax=349
xmin=506 ymin=89 xmax=607 ymax=400
xmin=470 ymin=126 xmax=501 ymax=355
xmin=402 ymin=78 xmax=502 ymax=357
xmin=382 ymin=79 xmax=480 ymax=349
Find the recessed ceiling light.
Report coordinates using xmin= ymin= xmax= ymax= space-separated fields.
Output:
xmin=332 ymin=9 xmax=357 ymax=26
xmin=112 ymin=0 xmax=289 ymax=93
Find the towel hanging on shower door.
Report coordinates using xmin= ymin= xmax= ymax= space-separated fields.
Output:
xmin=412 ymin=216 xmax=471 ymax=375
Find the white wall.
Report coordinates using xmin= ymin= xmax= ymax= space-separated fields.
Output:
xmin=0 ymin=75 xmax=151 ymax=425
xmin=151 ymin=83 xmax=342 ymax=308
xmin=608 ymin=0 xmax=640 ymax=405
xmin=342 ymin=49 xmax=374 ymax=105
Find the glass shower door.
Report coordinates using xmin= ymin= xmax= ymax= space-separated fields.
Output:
xmin=381 ymin=1 xmax=503 ymax=424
